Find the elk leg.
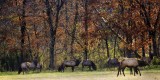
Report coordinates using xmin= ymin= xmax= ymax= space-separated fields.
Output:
xmin=72 ymin=67 xmax=74 ymax=72
xmin=26 ymin=68 xmax=29 ymax=73
xmin=117 ymin=67 xmax=121 ymax=77
xmin=62 ymin=66 xmax=64 ymax=72
xmin=133 ymin=68 xmax=136 ymax=76
xmin=22 ymin=69 xmax=24 ymax=75
xmin=82 ymin=65 xmax=84 ymax=71
xmin=89 ymin=66 xmax=91 ymax=71
xmin=130 ymin=68 xmax=133 ymax=75
xmin=33 ymin=67 xmax=36 ymax=73
xmin=137 ymin=68 xmax=141 ymax=76
xmin=134 ymin=67 xmax=139 ymax=76
xmin=122 ymin=67 xmax=125 ymax=76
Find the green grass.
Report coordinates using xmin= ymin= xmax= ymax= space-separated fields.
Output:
xmin=0 ymin=71 xmax=18 ymax=76
xmin=0 ymin=70 xmax=160 ymax=80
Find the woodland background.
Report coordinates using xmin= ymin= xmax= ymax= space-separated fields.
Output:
xmin=0 ymin=0 xmax=160 ymax=71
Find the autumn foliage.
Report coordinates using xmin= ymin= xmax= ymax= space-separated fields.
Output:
xmin=0 ymin=0 xmax=159 ymax=71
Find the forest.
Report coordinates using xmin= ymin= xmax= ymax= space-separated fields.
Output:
xmin=0 ymin=0 xmax=160 ymax=72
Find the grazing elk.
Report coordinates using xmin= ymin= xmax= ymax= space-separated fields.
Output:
xmin=82 ymin=59 xmax=97 ymax=71
xmin=58 ymin=58 xmax=81 ymax=72
xmin=117 ymin=58 xmax=141 ymax=77
xmin=18 ymin=62 xmax=42 ymax=74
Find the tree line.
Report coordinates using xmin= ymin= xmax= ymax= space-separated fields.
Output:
xmin=0 ymin=0 xmax=159 ymax=71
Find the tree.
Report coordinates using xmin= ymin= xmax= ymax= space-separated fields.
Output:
xmin=70 ymin=0 xmax=79 ymax=59
xmin=45 ymin=0 xmax=65 ymax=69
xmin=135 ymin=0 xmax=160 ymax=56
xmin=83 ymin=0 xmax=89 ymax=60
xmin=20 ymin=0 xmax=27 ymax=63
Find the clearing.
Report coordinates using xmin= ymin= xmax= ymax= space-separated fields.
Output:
xmin=0 ymin=70 xmax=160 ymax=80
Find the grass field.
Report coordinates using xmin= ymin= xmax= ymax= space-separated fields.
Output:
xmin=0 ymin=70 xmax=160 ymax=80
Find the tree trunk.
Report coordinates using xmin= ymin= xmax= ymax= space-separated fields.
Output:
xmin=64 ymin=1 xmax=69 ymax=58
xmin=158 ymin=35 xmax=160 ymax=57
xmin=142 ymin=46 xmax=145 ymax=57
xmin=126 ymin=35 xmax=132 ymax=58
xmin=33 ymin=25 xmax=39 ymax=55
xmin=113 ymin=36 xmax=116 ymax=58
xmin=149 ymin=30 xmax=157 ymax=56
xmin=20 ymin=0 xmax=26 ymax=63
xmin=105 ymin=36 xmax=110 ymax=58
xmin=26 ymin=30 xmax=32 ymax=60
xmin=155 ymin=9 xmax=160 ymax=57
xmin=45 ymin=0 xmax=55 ymax=69
xmin=151 ymin=31 xmax=157 ymax=56
xmin=141 ymin=33 xmax=145 ymax=57
xmin=114 ymin=32 xmax=118 ymax=58
xmin=84 ymin=0 xmax=89 ymax=60
xmin=70 ymin=1 xmax=78 ymax=59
